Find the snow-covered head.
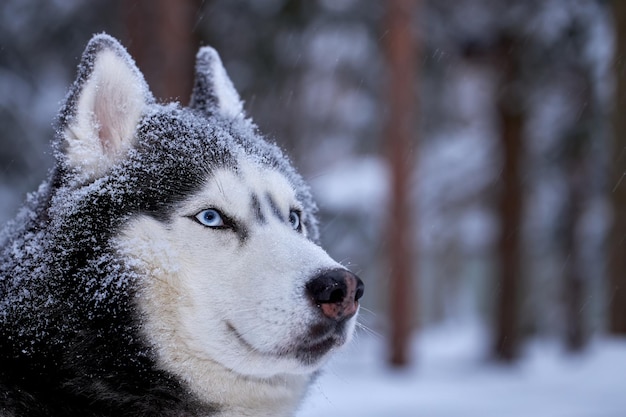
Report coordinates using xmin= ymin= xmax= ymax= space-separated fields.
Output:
xmin=39 ymin=33 xmax=364 ymax=414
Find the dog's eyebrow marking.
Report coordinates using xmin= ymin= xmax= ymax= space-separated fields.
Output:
xmin=251 ymin=193 xmax=266 ymax=225
xmin=235 ymin=224 xmax=249 ymax=245
xmin=265 ymin=193 xmax=283 ymax=221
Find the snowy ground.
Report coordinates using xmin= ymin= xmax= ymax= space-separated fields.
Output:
xmin=298 ymin=322 xmax=626 ymax=417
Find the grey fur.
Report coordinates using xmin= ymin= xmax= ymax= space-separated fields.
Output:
xmin=0 ymin=33 xmax=321 ymax=416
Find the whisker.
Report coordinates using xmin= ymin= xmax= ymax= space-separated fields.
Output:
xmin=356 ymin=321 xmax=382 ymax=339
xmin=358 ymin=306 xmax=378 ymax=317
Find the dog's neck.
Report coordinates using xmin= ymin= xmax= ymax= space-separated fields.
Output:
xmin=213 ymin=377 xmax=308 ymax=417
xmin=143 ymin=324 xmax=310 ymax=417
xmin=206 ymin=367 xmax=310 ymax=417
xmin=148 ymin=332 xmax=311 ymax=417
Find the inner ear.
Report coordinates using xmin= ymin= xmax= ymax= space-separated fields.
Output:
xmin=62 ymin=35 xmax=152 ymax=180
xmin=88 ymin=49 xmax=146 ymax=154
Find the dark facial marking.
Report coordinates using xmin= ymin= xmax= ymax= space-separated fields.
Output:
xmin=251 ymin=193 xmax=266 ymax=225
xmin=225 ymin=215 xmax=248 ymax=245
xmin=265 ymin=192 xmax=284 ymax=222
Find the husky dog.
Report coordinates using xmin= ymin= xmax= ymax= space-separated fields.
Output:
xmin=0 ymin=34 xmax=364 ymax=416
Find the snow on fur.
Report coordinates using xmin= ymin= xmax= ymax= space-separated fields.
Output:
xmin=0 ymin=33 xmax=329 ymax=416
xmin=190 ymin=46 xmax=245 ymax=119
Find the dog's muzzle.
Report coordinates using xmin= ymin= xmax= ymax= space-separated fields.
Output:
xmin=306 ymin=269 xmax=364 ymax=323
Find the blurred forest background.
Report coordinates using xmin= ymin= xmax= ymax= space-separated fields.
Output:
xmin=1 ymin=0 xmax=625 ymax=379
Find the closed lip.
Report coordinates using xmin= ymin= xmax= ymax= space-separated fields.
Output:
xmin=225 ymin=320 xmax=345 ymax=364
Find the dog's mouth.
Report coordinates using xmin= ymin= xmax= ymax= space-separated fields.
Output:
xmin=291 ymin=332 xmax=344 ymax=365
xmin=225 ymin=321 xmax=347 ymax=365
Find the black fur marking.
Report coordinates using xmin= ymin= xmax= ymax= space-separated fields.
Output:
xmin=251 ymin=193 xmax=266 ymax=225
xmin=0 ymin=34 xmax=322 ymax=416
xmin=213 ymin=209 xmax=249 ymax=244
xmin=0 ymin=109 xmax=235 ymax=416
xmin=265 ymin=192 xmax=284 ymax=222
xmin=233 ymin=223 xmax=250 ymax=245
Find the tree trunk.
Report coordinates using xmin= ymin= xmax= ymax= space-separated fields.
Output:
xmin=122 ymin=0 xmax=199 ymax=103
xmin=609 ymin=0 xmax=626 ymax=336
xmin=561 ymin=63 xmax=592 ymax=352
xmin=493 ymin=35 xmax=523 ymax=362
xmin=563 ymin=153 xmax=586 ymax=351
xmin=383 ymin=0 xmax=418 ymax=367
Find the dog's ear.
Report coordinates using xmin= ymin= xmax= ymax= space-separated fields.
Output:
xmin=189 ymin=47 xmax=244 ymax=119
xmin=58 ymin=33 xmax=153 ymax=180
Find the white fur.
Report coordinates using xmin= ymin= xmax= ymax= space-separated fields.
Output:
xmin=116 ymin=158 xmax=356 ymax=417
xmin=64 ymin=49 xmax=147 ymax=180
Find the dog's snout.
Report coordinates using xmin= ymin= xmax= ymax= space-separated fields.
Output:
xmin=306 ymin=269 xmax=364 ymax=322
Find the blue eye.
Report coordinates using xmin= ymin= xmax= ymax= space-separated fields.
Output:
xmin=195 ymin=209 xmax=225 ymax=228
xmin=289 ymin=210 xmax=301 ymax=231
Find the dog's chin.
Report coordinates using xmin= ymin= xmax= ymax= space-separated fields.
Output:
xmin=225 ymin=319 xmax=353 ymax=372
xmin=289 ymin=319 xmax=355 ymax=366
xmin=290 ymin=333 xmax=346 ymax=366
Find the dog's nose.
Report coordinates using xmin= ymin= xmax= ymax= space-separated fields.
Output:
xmin=306 ymin=269 xmax=364 ymax=322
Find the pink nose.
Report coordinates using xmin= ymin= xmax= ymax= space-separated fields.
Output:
xmin=306 ymin=269 xmax=364 ymax=322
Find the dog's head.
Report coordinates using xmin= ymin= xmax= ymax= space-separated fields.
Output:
xmin=55 ymin=34 xmax=363 ymax=391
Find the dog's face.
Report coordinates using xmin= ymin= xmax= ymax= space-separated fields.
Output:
xmin=56 ymin=34 xmax=363 ymax=393
xmin=118 ymin=157 xmax=361 ymax=379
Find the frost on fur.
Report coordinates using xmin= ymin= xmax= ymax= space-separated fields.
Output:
xmin=190 ymin=46 xmax=244 ymax=119
xmin=0 ymin=33 xmax=356 ymax=417
xmin=58 ymin=33 xmax=154 ymax=181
